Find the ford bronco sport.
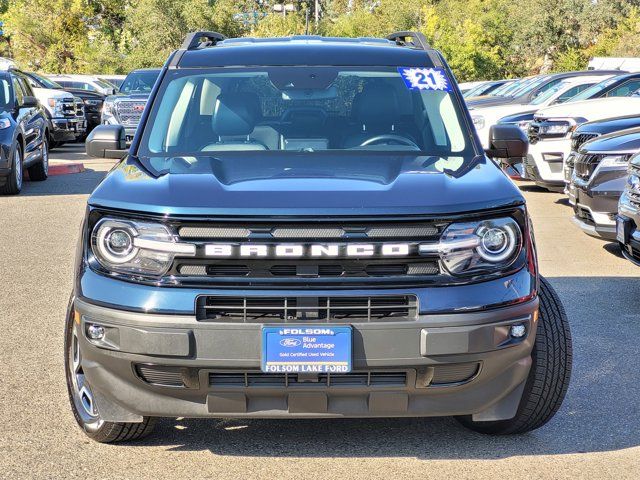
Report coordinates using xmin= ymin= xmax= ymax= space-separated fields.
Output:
xmin=67 ymin=31 xmax=572 ymax=442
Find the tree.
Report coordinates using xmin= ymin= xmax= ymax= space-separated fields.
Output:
xmin=5 ymin=0 xmax=92 ymax=72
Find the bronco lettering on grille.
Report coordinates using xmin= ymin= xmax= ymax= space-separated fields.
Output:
xmin=203 ymin=243 xmax=412 ymax=258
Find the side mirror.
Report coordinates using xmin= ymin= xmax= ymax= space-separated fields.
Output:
xmin=86 ymin=125 xmax=128 ymax=159
xmin=22 ymin=96 xmax=38 ymax=108
xmin=485 ymin=124 xmax=528 ymax=159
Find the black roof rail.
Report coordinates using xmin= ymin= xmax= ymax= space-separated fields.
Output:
xmin=181 ymin=31 xmax=226 ymax=50
xmin=386 ymin=31 xmax=430 ymax=50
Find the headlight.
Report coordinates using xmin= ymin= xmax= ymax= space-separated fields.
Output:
xmin=102 ymin=99 xmax=115 ymax=115
xmin=91 ymin=218 xmax=196 ymax=277
xmin=498 ymin=119 xmax=531 ymax=134
xmin=84 ymin=99 xmax=102 ymax=107
xmin=471 ymin=115 xmax=485 ymax=129
xmin=538 ymin=122 xmax=572 ymax=136
xmin=421 ymin=217 xmax=523 ymax=276
xmin=47 ymin=98 xmax=64 ymax=116
xmin=0 ymin=118 xmax=11 ymax=129
xmin=599 ymin=155 xmax=629 ymax=169
xmin=626 ymin=173 xmax=640 ymax=194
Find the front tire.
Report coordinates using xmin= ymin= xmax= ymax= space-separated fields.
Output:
xmin=0 ymin=143 xmax=23 ymax=195
xmin=28 ymin=137 xmax=49 ymax=181
xmin=456 ymin=276 xmax=572 ymax=434
xmin=64 ymin=300 xmax=156 ymax=443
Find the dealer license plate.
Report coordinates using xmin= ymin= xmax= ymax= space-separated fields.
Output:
xmin=617 ymin=217 xmax=630 ymax=244
xmin=261 ymin=326 xmax=352 ymax=374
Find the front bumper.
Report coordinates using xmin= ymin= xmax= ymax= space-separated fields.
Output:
xmin=74 ymin=291 xmax=538 ymax=422
xmin=51 ymin=117 xmax=86 ymax=142
xmin=618 ymin=195 xmax=640 ymax=264
xmin=570 ymin=168 xmax=626 ymax=240
xmin=525 ymin=138 xmax=572 ymax=191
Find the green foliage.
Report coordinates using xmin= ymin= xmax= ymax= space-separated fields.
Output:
xmin=0 ymin=0 xmax=638 ymax=79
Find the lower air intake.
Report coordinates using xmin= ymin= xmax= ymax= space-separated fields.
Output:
xmin=196 ymin=295 xmax=418 ymax=322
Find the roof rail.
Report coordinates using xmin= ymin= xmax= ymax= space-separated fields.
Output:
xmin=182 ymin=31 xmax=226 ymax=50
xmin=386 ymin=31 xmax=430 ymax=50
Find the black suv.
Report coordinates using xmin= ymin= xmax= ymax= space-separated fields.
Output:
xmin=0 ymin=69 xmax=49 ymax=194
xmin=569 ymin=129 xmax=640 ymax=239
xmin=564 ymin=114 xmax=640 ymax=192
xmin=68 ymin=32 xmax=572 ymax=442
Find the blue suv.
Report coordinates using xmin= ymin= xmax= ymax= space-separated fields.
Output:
xmin=68 ymin=32 xmax=572 ymax=442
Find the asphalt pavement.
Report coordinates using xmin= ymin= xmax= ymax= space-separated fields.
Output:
xmin=1 ymin=144 xmax=639 ymax=479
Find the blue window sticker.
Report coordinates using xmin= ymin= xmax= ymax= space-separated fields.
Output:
xmin=398 ymin=67 xmax=452 ymax=92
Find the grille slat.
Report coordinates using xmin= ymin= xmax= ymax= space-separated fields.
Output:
xmin=209 ymin=371 xmax=408 ymax=388
xmin=198 ymin=295 xmax=417 ymax=322
xmin=571 ymin=132 xmax=600 ymax=152
xmin=574 ymin=153 xmax=603 ymax=181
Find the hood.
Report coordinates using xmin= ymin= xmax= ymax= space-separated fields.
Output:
xmin=581 ymin=127 xmax=640 ymax=154
xmin=470 ymin=103 xmax=533 ymax=122
xmin=88 ymin=153 xmax=524 ymax=217
xmin=32 ymin=87 xmax=74 ymax=101
xmin=63 ymin=88 xmax=104 ymax=100
xmin=576 ymin=114 xmax=640 ymax=136
xmin=109 ymin=92 xmax=150 ymax=101
xmin=535 ymin=96 xmax=640 ymax=121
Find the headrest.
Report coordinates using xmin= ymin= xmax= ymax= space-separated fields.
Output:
xmin=352 ymin=84 xmax=400 ymax=127
xmin=213 ymin=92 xmax=261 ymax=136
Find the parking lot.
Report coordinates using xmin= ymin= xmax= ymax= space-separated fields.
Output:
xmin=1 ymin=144 xmax=639 ymax=479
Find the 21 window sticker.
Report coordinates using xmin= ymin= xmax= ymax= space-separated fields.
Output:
xmin=398 ymin=67 xmax=452 ymax=92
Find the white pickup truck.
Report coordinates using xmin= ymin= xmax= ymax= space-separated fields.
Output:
xmin=524 ymin=96 xmax=640 ymax=191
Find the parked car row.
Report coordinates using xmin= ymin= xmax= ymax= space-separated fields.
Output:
xmin=0 ymin=68 xmax=161 ymax=194
xmin=467 ymin=68 xmax=640 ymax=267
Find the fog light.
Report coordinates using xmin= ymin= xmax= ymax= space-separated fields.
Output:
xmin=87 ymin=324 xmax=105 ymax=340
xmin=510 ymin=324 xmax=526 ymax=338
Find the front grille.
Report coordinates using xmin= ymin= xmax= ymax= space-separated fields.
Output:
xmin=209 ymin=371 xmax=408 ymax=388
xmin=573 ymin=153 xmax=602 ymax=181
xmin=74 ymin=99 xmax=85 ymax=118
xmin=60 ymin=100 xmax=76 ymax=119
xmin=170 ymin=220 xmax=445 ymax=286
xmin=115 ymin=100 xmax=147 ymax=126
xmin=136 ymin=365 xmax=480 ymax=389
xmin=197 ymin=295 xmax=418 ymax=322
xmin=571 ymin=132 xmax=600 ymax=151
xmin=527 ymin=123 xmax=540 ymax=144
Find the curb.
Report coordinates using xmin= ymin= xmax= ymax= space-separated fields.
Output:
xmin=48 ymin=162 xmax=85 ymax=176
xmin=24 ymin=162 xmax=85 ymax=180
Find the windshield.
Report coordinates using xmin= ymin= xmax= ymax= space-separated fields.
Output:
xmin=530 ymin=81 xmax=569 ymax=105
xmin=96 ymin=79 xmax=115 ymax=90
xmin=28 ymin=73 xmax=61 ymax=89
xmin=489 ymin=77 xmax=531 ymax=97
xmin=509 ymin=75 xmax=551 ymax=97
xmin=120 ymin=70 xmax=160 ymax=94
xmin=139 ymin=66 xmax=474 ymax=165
xmin=570 ymin=76 xmax=621 ymax=101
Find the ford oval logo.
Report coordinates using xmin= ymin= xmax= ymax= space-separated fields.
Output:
xmin=280 ymin=338 xmax=301 ymax=347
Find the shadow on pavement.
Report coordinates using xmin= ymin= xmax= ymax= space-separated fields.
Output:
xmin=18 ymin=168 xmax=107 ymax=196
xmin=129 ymin=277 xmax=640 ymax=459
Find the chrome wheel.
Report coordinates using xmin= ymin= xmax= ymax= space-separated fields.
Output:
xmin=14 ymin=148 xmax=22 ymax=189
xmin=68 ymin=325 xmax=103 ymax=429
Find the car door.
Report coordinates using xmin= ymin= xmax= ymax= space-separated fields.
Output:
xmin=11 ymin=73 xmax=42 ymax=166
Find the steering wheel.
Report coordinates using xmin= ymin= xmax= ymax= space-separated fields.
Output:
xmin=359 ymin=134 xmax=420 ymax=149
